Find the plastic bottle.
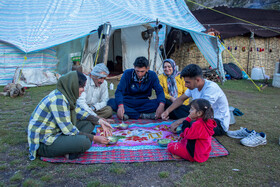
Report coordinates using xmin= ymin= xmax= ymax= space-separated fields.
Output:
xmin=110 ymin=83 xmax=114 ymax=90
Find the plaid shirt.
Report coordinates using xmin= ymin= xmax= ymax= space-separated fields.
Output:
xmin=28 ymin=90 xmax=89 ymax=160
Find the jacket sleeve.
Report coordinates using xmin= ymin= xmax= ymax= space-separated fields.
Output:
xmin=75 ymin=104 xmax=90 ymax=120
xmin=93 ymin=81 xmax=109 ymax=111
xmin=152 ymin=72 xmax=165 ymax=104
xmin=77 ymin=92 xmax=97 ymax=116
xmin=182 ymin=119 xmax=204 ymax=140
xmin=115 ymin=71 xmax=127 ymax=106
xmin=159 ymin=74 xmax=171 ymax=100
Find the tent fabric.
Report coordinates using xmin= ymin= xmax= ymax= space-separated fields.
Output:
xmin=121 ymin=26 xmax=163 ymax=73
xmin=0 ymin=42 xmax=58 ymax=85
xmin=191 ymin=6 xmax=280 ymax=39
xmin=0 ymin=0 xmax=225 ymax=81
xmin=0 ymin=0 xmax=205 ymax=53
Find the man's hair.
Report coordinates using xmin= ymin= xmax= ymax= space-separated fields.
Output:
xmin=180 ymin=64 xmax=203 ymax=78
xmin=133 ymin=56 xmax=149 ymax=68
xmin=77 ymin=71 xmax=87 ymax=88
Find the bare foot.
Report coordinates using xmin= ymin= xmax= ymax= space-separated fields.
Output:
xmin=172 ymin=154 xmax=181 ymax=159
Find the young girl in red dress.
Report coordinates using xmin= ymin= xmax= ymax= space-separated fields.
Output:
xmin=167 ymin=98 xmax=217 ymax=163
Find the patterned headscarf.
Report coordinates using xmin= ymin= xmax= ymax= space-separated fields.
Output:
xmin=163 ymin=59 xmax=178 ymax=98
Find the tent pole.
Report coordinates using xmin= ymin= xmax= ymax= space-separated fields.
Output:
xmin=102 ymin=22 xmax=111 ymax=66
xmin=153 ymin=19 xmax=160 ymax=73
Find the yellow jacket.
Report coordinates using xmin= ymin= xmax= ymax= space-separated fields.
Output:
xmin=158 ymin=74 xmax=189 ymax=105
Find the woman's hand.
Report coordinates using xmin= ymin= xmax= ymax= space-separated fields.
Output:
xmin=93 ymin=136 xmax=109 ymax=144
xmin=98 ymin=118 xmax=113 ymax=137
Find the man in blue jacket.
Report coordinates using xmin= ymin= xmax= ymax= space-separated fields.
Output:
xmin=108 ymin=56 xmax=165 ymax=120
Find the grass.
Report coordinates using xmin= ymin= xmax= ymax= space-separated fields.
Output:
xmin=159 ymin=171 xmax=169 ymax=178
xmin=0 ymin=80 xmax=279 ymax=186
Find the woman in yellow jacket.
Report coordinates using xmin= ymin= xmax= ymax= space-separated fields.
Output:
xmin=158 ymin=59 xmax=190 ymax=119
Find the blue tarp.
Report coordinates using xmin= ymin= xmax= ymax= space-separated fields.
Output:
xmin=0 ymin=0 xmax=225 ymax=79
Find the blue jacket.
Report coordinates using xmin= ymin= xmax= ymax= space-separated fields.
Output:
xmin=115 ymin=69 xmax=165 ymax=106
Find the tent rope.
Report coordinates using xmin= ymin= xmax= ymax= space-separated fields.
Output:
xmin=218 ymin=36 xmax=262 ymax=91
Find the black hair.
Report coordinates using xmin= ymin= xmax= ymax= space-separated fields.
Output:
xmin=180 ymin=64 xmax=203 ymax=78
xmin=190 ymin=99 xmax=214 ymax=121
xmin=77 ymin=71 xmax=87 ymax=88
xmin=133 ymin=56 xmax=149 ymax=68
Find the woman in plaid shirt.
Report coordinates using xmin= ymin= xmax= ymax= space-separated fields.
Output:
xmin=28 ymin=71 xmax=112 ymax=160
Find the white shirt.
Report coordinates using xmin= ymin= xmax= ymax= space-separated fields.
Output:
xmin=184 ymin=79 xmax=230 ymax=132
xmin=77 ymin=75 xmax=109 ymax=116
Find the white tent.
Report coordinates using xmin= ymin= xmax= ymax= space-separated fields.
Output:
xmin=0 ymin=0 xmax=225 ymax=85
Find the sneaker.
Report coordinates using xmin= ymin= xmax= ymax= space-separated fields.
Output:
xmin=140 ymin=112 xmax=156 ymax=120
xmin=226 ymin=127 xmax=252 ymax=139
xmin=240 ymin=131 xmax=267 ymax=147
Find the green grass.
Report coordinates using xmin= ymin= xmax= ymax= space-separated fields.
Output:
xmin=159 ymin=171 xmax=169 ymax=178
xmin=0 ymin=80 xmax=279 ymax=186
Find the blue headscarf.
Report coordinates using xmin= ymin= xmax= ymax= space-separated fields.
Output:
xmin=163 ymin=59 xmax=178 ymax=98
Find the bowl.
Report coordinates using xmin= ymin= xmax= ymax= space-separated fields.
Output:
xmin=175 ymin=126 xmax=182 ymax=134
xmin=107 ymin=136 xmax=118 ymax=145
xmin=157 ymin=139 xmax=171 ymax=147
xmin=118 ymin=123 xmax=129 ymax=130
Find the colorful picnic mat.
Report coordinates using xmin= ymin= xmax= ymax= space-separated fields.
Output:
xmin=41 ymin=117 xmax=229 ymax=164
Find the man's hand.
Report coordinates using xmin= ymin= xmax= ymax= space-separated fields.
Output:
xmin=170 ymin=97 xmax=176 ymax=102
xmin=155 ymin=103 xmax=165 ymax=119
xmin=98 ymin=118 xmax=113 ymax=137
xmin=161 ymin=110 xmax=169 ymax=120
xmin=117 ymin=104 xmax=125 ymax=120
xmin=170 ymin=118 xmax=185 ymax=133
xmin=93 ymin=136 xmax=110 ymax=144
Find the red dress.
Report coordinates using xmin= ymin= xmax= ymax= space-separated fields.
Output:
xmin=168 ymin=117 xmax=217 ymax=163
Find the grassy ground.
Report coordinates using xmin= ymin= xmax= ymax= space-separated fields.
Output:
xmin=0 ymin=79 xmax=279 ymax=186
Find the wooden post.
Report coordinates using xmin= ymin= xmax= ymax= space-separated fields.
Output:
xmin=102 ymin=22 xmax=111 ymax=66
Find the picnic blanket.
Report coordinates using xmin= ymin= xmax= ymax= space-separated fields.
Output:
xmin=41 ymin=117 xmax=229 ymax=164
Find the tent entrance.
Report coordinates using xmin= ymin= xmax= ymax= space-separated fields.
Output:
xmin=107 ymin=29 xmax=123 ymax=76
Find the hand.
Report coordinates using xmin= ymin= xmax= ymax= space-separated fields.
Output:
xmin=98 ymin=118 xmax=113 ymax=137
xmin=161 ymin=110 xmax=169 ymax=120
xmin=106 ymin=119 xmax=115 ymax=123
xmin=117 ymin=105 xmax=125 ymax=120
xmin=170 ymin=119 xmax=183 ymax=133
xmin=93 ymin=136 xmax=109 ymax=144
xmin=170 ymin=97 xmax=176 ymax=102
xmin=155 ymin=103 xmax=165 ymax=119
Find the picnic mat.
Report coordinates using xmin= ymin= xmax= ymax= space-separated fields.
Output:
xmin=41 ymin=117 xmax=229 ymax=164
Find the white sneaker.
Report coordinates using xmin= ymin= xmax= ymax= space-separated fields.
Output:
xmin=240 ymin=131 xmax=267 ymax=147
xmin=226 ymin=127 xmax=252 ymax=139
